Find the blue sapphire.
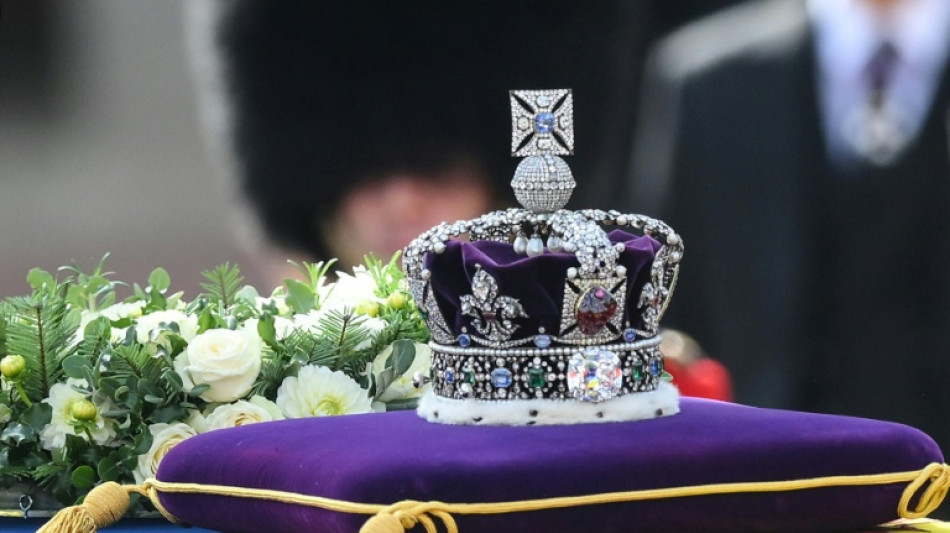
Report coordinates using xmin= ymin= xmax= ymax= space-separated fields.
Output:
xmin=444 ymin=369 xmax=456 ymax=384
xmin=650 ymin=359 xmax=661 ymax=376
xmin=490 ymin=368 xmax=512 ymax=388
xmin=534 ymin=113 xmax=556 ymax=134
xmin=533 ymin=334 xmax=552 ymax=348
xmin=623 ymin=328 xmax=637 ymax=342
xmin=458 ymin=334 xmax=471 ymax=347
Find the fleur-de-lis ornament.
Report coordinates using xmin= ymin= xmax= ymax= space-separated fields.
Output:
xmin=460 ymin=267 xmax=527 ymax=342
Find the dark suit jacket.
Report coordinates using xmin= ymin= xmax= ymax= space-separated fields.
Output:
xmin=627 ymin=0 xmax=950 ymax=454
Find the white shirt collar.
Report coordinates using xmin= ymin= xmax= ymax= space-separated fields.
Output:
xmin=808 ymin=0 xmax=950 ymax=163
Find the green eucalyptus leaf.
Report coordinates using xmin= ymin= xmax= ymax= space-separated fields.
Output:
xmin=132 ymin=430 xmax=153 ymax=455
xmin=197 ymin=307 xmax=215 ymax=334
xmin=388 ymin=339 xmax=416 ymax=376
xmin=373 ymin=368 xmax=396 ymax=401
xmin=162 ymin=368 xmax=184 ymax=391
xmin=188 ymin=384 xmax=211 ymax=398
xmin=143 ymin=394 xmax=163 ymax=404
xmin=257 ymin=314 xmax=280 ymax=350
xmin=283 ymin=278 xmax=315 ymax=314
xmin=148 ymin=268 xmax=171 ymax=293
xmin=150 ymin=404 xmax=187 ymax=424
xmin=22 ymin=403 xmax=52 ymax=431
xmin=62 ymin=355 xmax=92 ymax=380
xmin=26 ymin=268 xmax=56 ymax=291
xmin=0 ymin=423 xmax=36 ymax=446
xmin=70 ymin=465 xmax=96 ymax=490
xmin=97 ymin=457 xmax=120 ymax=482
xmin=383 ymin=398 xmax=420 ymax=411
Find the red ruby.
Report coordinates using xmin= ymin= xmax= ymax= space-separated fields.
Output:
xmin=482 ymin=311 xmax=497 ymax=322
xmin=576 ymin=286 xmax=617 ymax=335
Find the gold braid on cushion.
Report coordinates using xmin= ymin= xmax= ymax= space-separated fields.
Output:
xmin=32 ymin=463 xmax=950 ymax=533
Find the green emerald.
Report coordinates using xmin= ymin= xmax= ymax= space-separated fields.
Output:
xmin=463 ymin=370 xmax=475 ymax=384
xmin=528 ymin=367 xmax=546 ymax=388
xmin=632 ymin=364 xmax=644 ymax=381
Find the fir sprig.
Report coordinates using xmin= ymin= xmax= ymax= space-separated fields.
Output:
xmin=200 ymin=263 xmax=244 ymax=309
xmin=4 ymin=283 xmax=79 ymax=403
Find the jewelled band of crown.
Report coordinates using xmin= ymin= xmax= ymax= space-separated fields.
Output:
xmin=428 ymin=337 xmax=665 ymax=402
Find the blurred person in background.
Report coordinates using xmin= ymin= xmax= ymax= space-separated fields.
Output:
xmin=628 ymin=0 xmax=950 ymax=455
xmin=188 ymin=0 xmax=737 ymax=281
xmin=188 ymin=1 xmax=737 ymax=401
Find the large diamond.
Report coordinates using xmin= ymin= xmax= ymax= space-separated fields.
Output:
xmin=575 ymin=286 xmax=617 ymax=335
xmin=567 ymin=348 xmax=623 ymax=402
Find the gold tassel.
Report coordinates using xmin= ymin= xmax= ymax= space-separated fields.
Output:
xmin=36 ymin=482 xmax=131 ymax=533
xmin=359 ymin=512 xmax=408 ymax=533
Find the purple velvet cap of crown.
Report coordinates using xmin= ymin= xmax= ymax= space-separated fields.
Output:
xmin=424 ymin=229 xmax=660 ymax=340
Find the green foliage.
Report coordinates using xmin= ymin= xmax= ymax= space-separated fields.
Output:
xmin=0 ymin=251 xmax=429 ymax=510
xmin=200 ymin=263 xmax=244 ymax=309
xmin=4 ymin=282 xmax=79 ymax=403
xmin=59 ymin=254 xmax=121 ymax=312
xmin=283 ymin=259 xmax=335 ymax=314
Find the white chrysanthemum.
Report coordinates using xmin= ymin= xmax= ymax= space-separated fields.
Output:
xmin=320 ymin=267 xmax=381 ymax=313
xmin=206 ymin=396 xmax=283 ymax=431
xmin=276 ymin=365 xmax=372 ymax=418
xmin=372 ymin=342 xmax=432 ymax=402
xmin=40 ymin=381 xmax=117 ymax=451
xmin=133 ymin=422 xmax=198 ymax=484
xmin=134 ymin=309 xmax=199 ymax=343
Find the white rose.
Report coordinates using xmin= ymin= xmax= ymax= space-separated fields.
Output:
xmin=372 ymin=342 xmax=432 ymax=402
xmin=133 ymin=423 xmax=197 ymax=484
xmin=174 ymin=328 xmax=262 ymax=403
xmin=184 ymin=408 xmax=209 ymax=434
xmin=135 ymin=310 xmax=199 ymax=343
xmin=40 ymin=381 xmax=117 ymax=451
xmin=276 ymin=365 xmax=372 ymax=418
xmin=205 ymin=396 xmax=283 ymax=431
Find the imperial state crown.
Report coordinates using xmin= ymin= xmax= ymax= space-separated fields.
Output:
xmin=404 ymin=89 xmax=684 ymax=425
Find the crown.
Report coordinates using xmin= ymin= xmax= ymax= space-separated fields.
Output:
xmin=404 ymin=89 xmax=684 ymax=425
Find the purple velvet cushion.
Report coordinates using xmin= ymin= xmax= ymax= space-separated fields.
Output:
xmin=156 ymin=399 xmax=943 ymax=533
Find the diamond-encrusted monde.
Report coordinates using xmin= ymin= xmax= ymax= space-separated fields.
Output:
xmin=403 ymin=88 xmax=683 ymax=408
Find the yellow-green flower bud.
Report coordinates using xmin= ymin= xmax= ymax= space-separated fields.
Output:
xmin=0 ymin=355 xmax=26 ymax=380
xmin=354 ymin=300 xmax=380 ymax=317
xmin=70 ymin=399 xmax=98 ymax=422
xmin=386 ymin=292 xmax=409 ymax=310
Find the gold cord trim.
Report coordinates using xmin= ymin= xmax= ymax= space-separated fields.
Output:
xmin=33 ymin=463 xmax=950 ymax=532
xmin=136 ymin=463 xmax=949 ymax=533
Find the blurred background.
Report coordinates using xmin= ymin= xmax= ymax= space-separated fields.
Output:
xmin=0 ymin=0 xmax=732 ymax=299
xmin=0 ymin=1 xmax=261 ymax=297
